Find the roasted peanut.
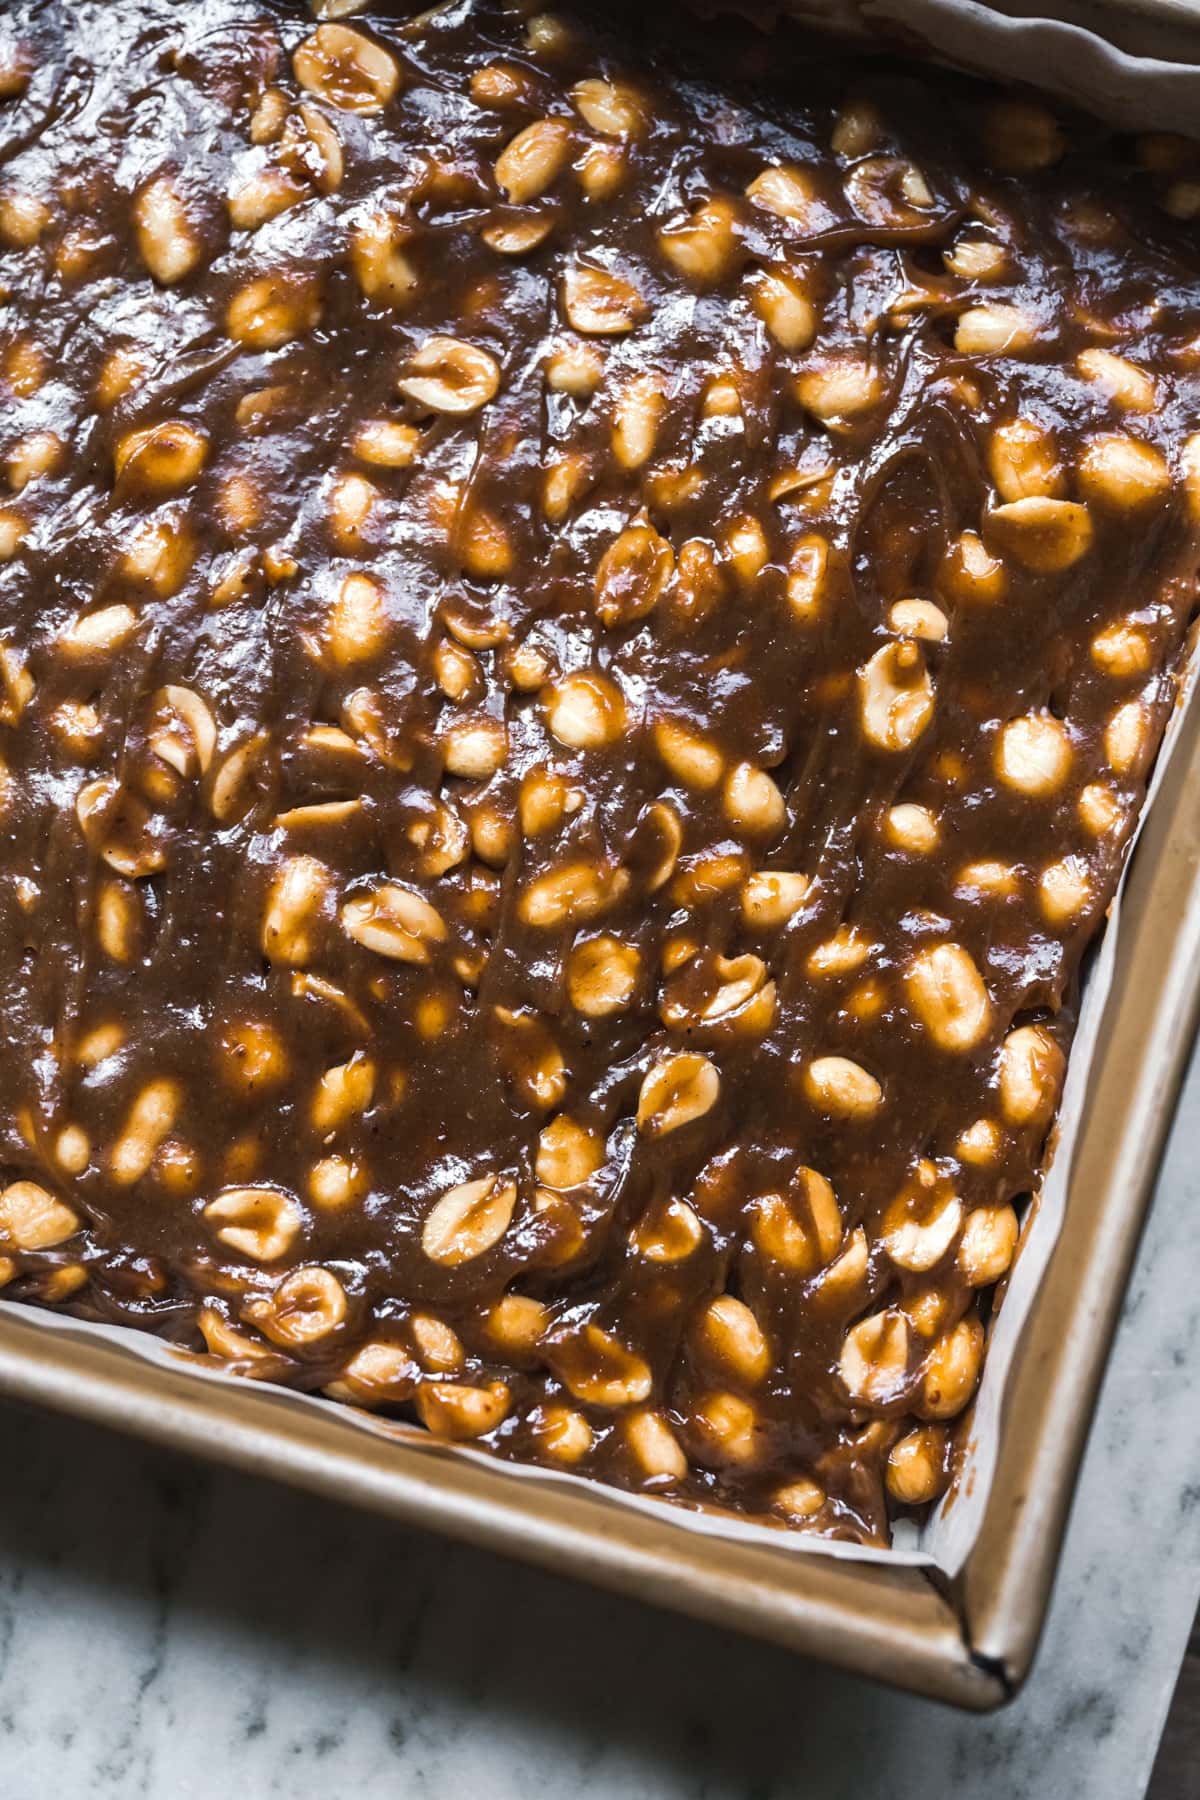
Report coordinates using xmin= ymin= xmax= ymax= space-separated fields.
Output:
xmin=422 ymin=1174 xmax=517 ymax=1265
xmin=293 ymin=24 xmax=400 ymax=113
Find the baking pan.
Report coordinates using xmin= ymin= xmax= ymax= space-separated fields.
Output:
xmin=4 ymin=612 xmax=1199 ymax=1711
xmin=3 ymin=0 xmax=1200 ymax=1713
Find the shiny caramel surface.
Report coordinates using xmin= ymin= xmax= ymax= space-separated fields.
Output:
xmin=1 ymin=0 xmax=1199 ymax=1541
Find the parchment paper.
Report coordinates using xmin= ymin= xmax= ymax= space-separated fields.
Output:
xmin=3 ymin=0 xmax=1199 ymax=1578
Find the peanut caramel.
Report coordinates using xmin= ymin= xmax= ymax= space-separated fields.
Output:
xmin=2 ymin=0 xmax=1199 ymax=1542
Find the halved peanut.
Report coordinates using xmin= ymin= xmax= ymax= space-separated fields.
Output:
xmin=562 ymin=262 xmax=645 ymax=334
xmin=293 ymin=24 xmax=399 ymax=112
xmin=0 ymin=1181 xmax=80 ymax=1250
xmin=945 ymin=237 xmax=1007 ymax=280
xmin=244 ymin=1266 xmax=347 ymax=1346
xmin=1076 ymin=347 xmax=1155 ymax=412
xmin=904 ymin=943 xmax=990 ymax=1052
xmin=959 ymin=1203 xmax=1019 ymax=1285
xmin=994 ymin=713 xmax=1071 ymax=797
xmin=541 ymin=452 xmax=590 ymax=524
xmin=624 ymin=1410 xmax=687 ymax=1481
xmin=594 ymin=521 xmax=673 ymax=627
xmin=844 ymin=155 xmax=934 ymax=225
xmin=398 ymin=336 xmax=500 ymax=415
xmin=636 ymin=799 xmax=682 ymax=893
xmin=518 ymin=860 xmax=627 ymax=928
xmin=285 ymin=102 xmax=344 ymax=192
xmin=567 ymin=934 xmax=639 ymax=1016
xmin=262 ymin=856 xmax=330 ymax=965
xmin=442 ymin=714 xmax=508 ymax=779
xmin=889 ymin=599 xmax=947 ymax=642
xmin=688 ymin=1391 xmax=760 ymax=1467
xmin=552 ymin=1324 xmax=652 ymax=1407
xmin=0 ymin=510 xmax=27 ymax=561
xmin=795 ymin=358 xmax=881 ymax=424
xmin=1039 ymin=856 xmax=1091 ymax=926
xmin=482 ymin=1293 xmax=548 ymax=1359
xmin=695 ymin=1295 xmax=770 ymax=1385
xmin=773 ymin=1476 xmax=826 ymax=1520
xmin=532 ymin=1405 xmax=593 ymax=1463
xmin=1078 ymin=435 xmax=1170 ymax=512
xmin=228 ymin=167 xmax=306 ymax=231
xmin=746 ymin=163 xmax=828 ymax=226
xmin=723 ymin=514 xmax=769 ymax=587
xmin=495 ymin=117 xmax=572 ymax=202
xmin=838 ymin=1309 xmax=911 ymax=1405
xmin=885 ymin=803 xmax=939 ymax=853
xmin=918 ymin=1316 xmax=984 ymax=1420
xmin=114 ymin=421 xmax=208 ymax=494
xmin=341 ymin=882 xmax=445 ymax=963
xmin=309 ymin=1154 xmax=366 ymax=1210
xmin=545 ymin=339 xmax=605 ymax=394
xmin=858 ymin=641 xmax=935 ymax=752
xmin=741 ymin=870 xmax=810 ymax=928
xmin=1089 ymin=619 xmax=1151 ymax=680
xmin=723 ymin=762 xmax=785 ymax=835
xmin=987 ymin=497 xmax=1092 ymax=573
xmin=422 ymin=1174 xmax=517 ymax=1266
xmin=134 ymin=176 xmax=202 ymax=285
xmin=637 ymin=1052 xmax=720 ymax=1136
xmin=653 ymin=717 xmax=723 ymax=789
xmin=1078 ymin=782 xmax=1122 ymax=837
xmin=882 ymin=1166 xmax=963 ymax=1272
xmin=630 ymin=1194 xmax=703 ymax=1263
xmin=409 ymin=1313 xmax=465 ymax=1374
xmin=955 ymin=303 xmax=1036 ymax=355
xmin=311 ymin=1055 xmax=375 ymax=1134
xmin=806 ymin=924 xmax=871 ymax=979
xmin=148 ymin=685 xmax=216 ymax=777
xmin=830 ymin=96 xmax=883 ymax=157
xmin=416 ymin=1379 xmax=511 ymax=1439
xmin=803 ymin=1056 xmax=881 ymax=1119
xmin=940 ymin=529 xmax=1006 ymax=605
xmin=751 ymin=1167 xmax=842 ymax=1274
xmin=326 ymin=1339 xmax=418 ymax=1405
xmin=226 ymin=272 xmax=321 ymax=348
xmin=887 ymin=1425 xmax=949 ymax=1505
xmin=536 ymin=1115 xmax=603 ymax=1187
xmin=544 ymin=670 xmax=626 ymax=749
xmin=219 ymin=1018 xmax=288 ymax=1094
xmin=1105 ymin=699 xmax=1150 ymax=776
xmin=998 ymin=1023 xmax=1064 ymax=1128
xmin=988 ymin=418 xmax=1063 ymax=503
xmin=571 ymin=77 xmax=643 ymax=137
xmin=751 ymin=265 xmax=816 ymax=349
xmin=110 ymin=1079 xmax=181 ymax=1186
xmin=612 ymin=373 xmax=665 ymax=470
xmin=210 ymin=732 xmax=269 ymax=824
xmin=328 ymin=573 xmax=389 ymax=666
xmin=206 ymin=1186 xmax=302 ymax=1262
xmin=350 ymin=212 xmax=417 ymax=306
xmin=656 ymin=198 xmax=739 ymax=285
xmin=353 ymin=419 xmax=419 ymax=468
xmin=6 ymin=430 xmax=64 ymax=492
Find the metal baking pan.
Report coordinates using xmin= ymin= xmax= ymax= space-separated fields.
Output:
xmin=4 ymin=643 xmax=1198 ymax=1710
xmin=3 ymin=0 xmax=1200 ymax=1712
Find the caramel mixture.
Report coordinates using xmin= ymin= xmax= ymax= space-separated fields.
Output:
xmin=2 ymin=0 xmax=1199 ymax=1541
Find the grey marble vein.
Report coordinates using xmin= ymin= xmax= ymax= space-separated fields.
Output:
xmin=1 ymin=1055 xmax=1199 ymax=1800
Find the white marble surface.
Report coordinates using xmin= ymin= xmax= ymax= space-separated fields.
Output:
xmin=2 ymin=1061 xmax=1199 ymax=1800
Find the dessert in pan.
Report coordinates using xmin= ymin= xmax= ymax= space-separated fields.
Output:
xmin=1 ymin=0 xmax=1198 ymax=1546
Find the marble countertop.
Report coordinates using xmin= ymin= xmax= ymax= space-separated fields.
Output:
xmin=3 ymin=1061 xmax=1199 ymax=1800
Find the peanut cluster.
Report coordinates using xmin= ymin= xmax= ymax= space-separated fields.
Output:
xmin=1 ymin=0 xmax=1198 ymax=1541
